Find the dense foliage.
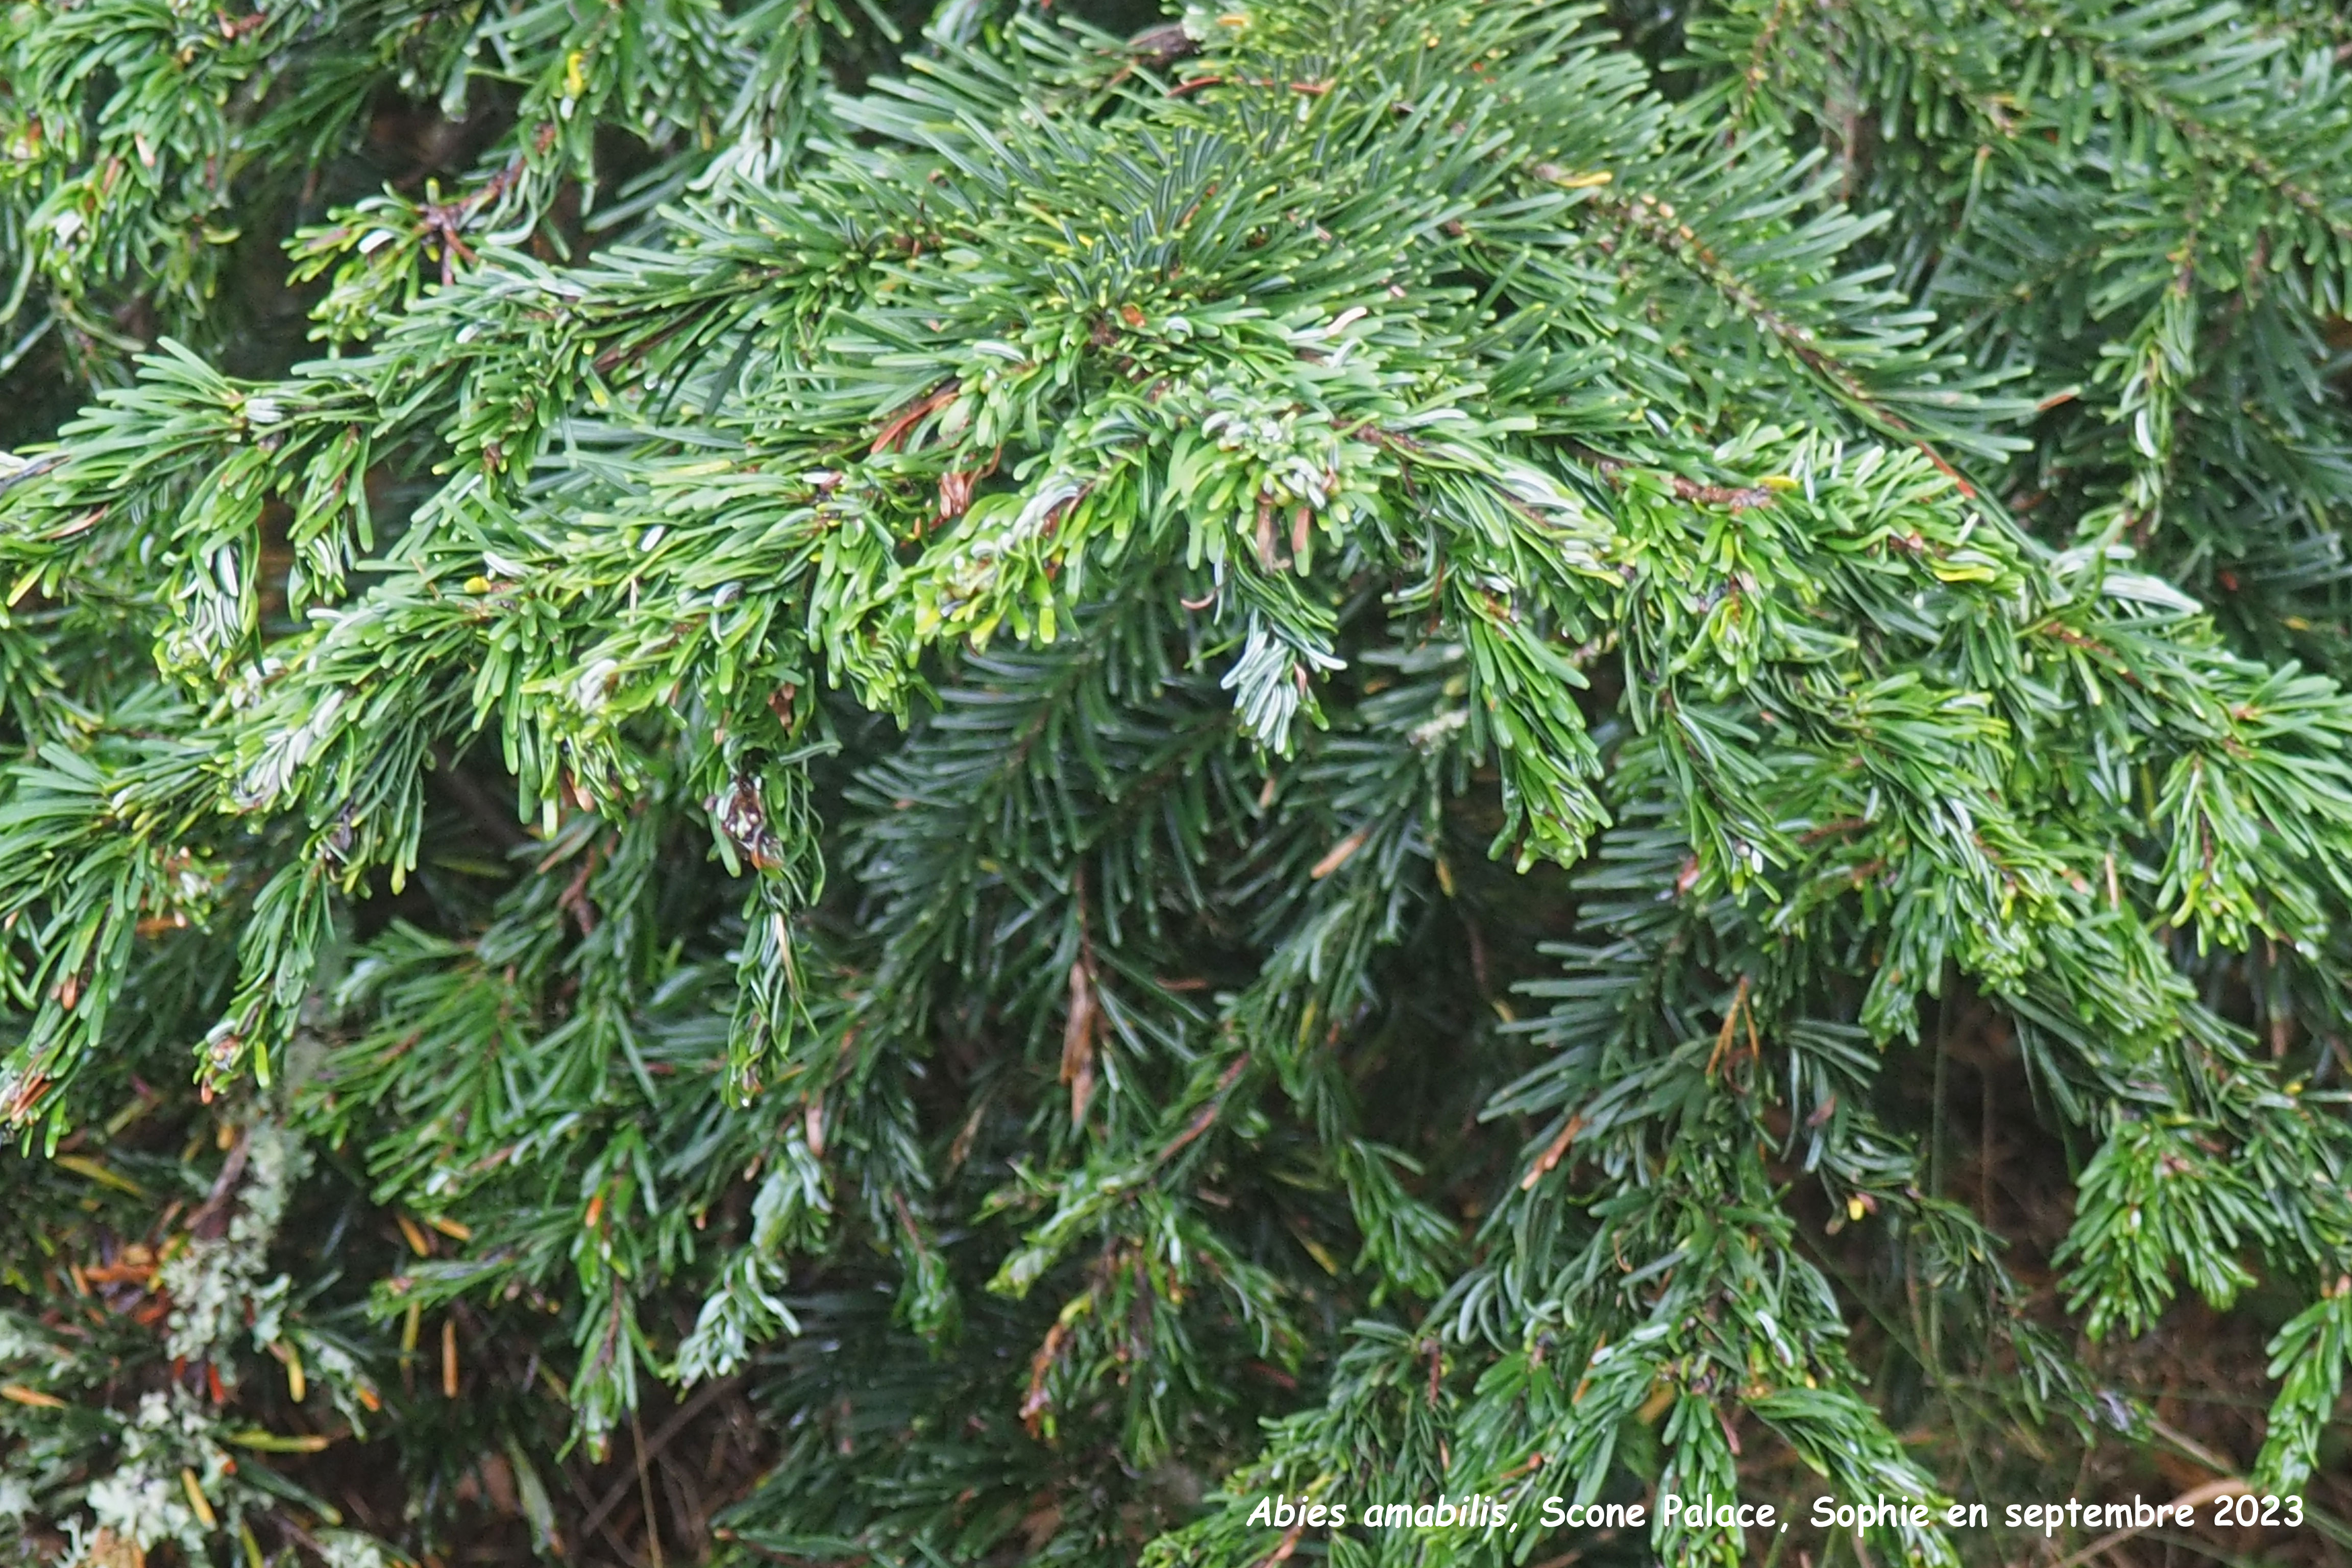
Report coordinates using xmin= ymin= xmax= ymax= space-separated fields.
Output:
xmin=4 ymin=1 xmax=2352 ymax=1564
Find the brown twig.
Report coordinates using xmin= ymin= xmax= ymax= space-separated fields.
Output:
xmin=184 ymin=1130 xmax=252 ymax=1240
xmin=630 ymin=1405 xmax=666 ymax=1568
xmin=575 ymin=1378 xmax=745 ymax=1549
xmin=559 ymin=1456 xmax=647 ymax=1568
xmin=2048 ymin=1478 xmax=2244 ymax=1568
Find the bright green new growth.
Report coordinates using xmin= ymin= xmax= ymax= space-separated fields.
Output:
xmin=4 ymin=1 xmax=2352 ymax=1563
